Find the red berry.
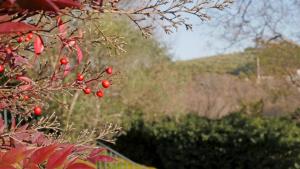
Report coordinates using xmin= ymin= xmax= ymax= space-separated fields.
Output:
xmin=27 ymin=33 xmax=33 ymax=40
xmin=17 ymin=36 xmax=24 ymax=43
xmin=34 ymin=106 xmax=42 ymax=116
xmin=60 ymin=57 xmax=69 ymax=65
xmin=25 ymin=37 xmax=30 ymax=42
xmin=106 ymin=67 xmax=113 ymax=74
xmin=0 ymin=65 xmax=4 ymax=73
xmin=83 ymin=87 xmax=91 ymax=94
xmin=102 ymin=80 xmax=110 ymax=88
xmin=23 ymin=95 xmax=30 ymax=101
xmin=96 ymin=90 xmax=104 ymax=97
xmin=77 ymin=73 xmax=84 ymax=81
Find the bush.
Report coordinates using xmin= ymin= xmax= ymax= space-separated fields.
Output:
xmin=114 ymin=113 xmax=300 ymax=169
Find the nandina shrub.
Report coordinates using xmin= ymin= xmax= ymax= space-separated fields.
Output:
xmin=0 ymin=1 xmax=118 ymax=168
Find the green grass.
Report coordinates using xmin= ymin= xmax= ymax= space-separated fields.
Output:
xmin=174 ymin=52 xmax=256 ymax=74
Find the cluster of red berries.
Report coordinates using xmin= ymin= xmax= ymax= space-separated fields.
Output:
xmin=31 ymin=60 xmax=114 ymax=116
xmin=17 ymin=32 xmax=34 ymax=43
xmin=0 ymin=33 xmax=34 ymax=73
xmin=81 ymin=67 xmax=112 ymax=98
xmin=0 ymin=47 xmax=15 ymax=73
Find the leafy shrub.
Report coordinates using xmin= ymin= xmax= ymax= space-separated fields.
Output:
xmin=114 ymin=113 xmax=300 ymax=169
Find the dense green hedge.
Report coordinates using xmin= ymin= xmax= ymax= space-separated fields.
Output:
xmin=113 ymin=113 xmax=300 ymax=169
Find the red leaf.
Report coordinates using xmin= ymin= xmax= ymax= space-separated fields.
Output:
xmin=46 ymin=145 xmax=74 ymax=169
xmin=57 ymin=17 xmax=67 ymax=38
xmin=16 ymin=0 xmax=59 ymax=11
xmin=16 ymin=76 xmax=33 ymax=83
xmin=18 ymin=84 xmax=33 ymax=91
xmin=75 ymin=44 xmax=83 ymax=64
xmin=89 ymin=148 xmax=106 ymax=158
xmin=0 ymin=22 xmax=39 ymax=34
xmin=53 ymin=0 xmax=81 ymax=8
xmin=0 ymin=165 xmax=16 ymax=169
xmin=1 ymin=147 xmax=26 ymax=165
xmin=34 ymin=35 xmax=44 ymax=55
xmin=0 ymin=15 xmax=11 ymax=22
xmin=31 ymin=144 xmax=57 ymax=164
xmin=87 ymin=155 xmax=114 ymax=164
xmin=23 ymin=163 xmax=40 ymax=169
xmin=66 ymin=163 xmax=94 ymax=169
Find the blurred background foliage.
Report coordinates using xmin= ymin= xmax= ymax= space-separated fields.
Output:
xmin=45 ymin=13 xmax=300 ymax=168
xmin=113 ymin=111 xmax=300 ymax=169
xmin=47 ymin=13 xmax=300 ymax=132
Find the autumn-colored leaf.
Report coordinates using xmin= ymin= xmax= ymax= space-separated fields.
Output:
xmin=18 ymin=84 xmax=33 ymax=91
xmin=46 ymin=145 xmax=74 ymax=169
xmin=89 ymin=148 xmax=106 ymax=158
xmin=65 ymin=159 xmax=95 ymax=169
xmin=57 ymin=17 xmax=67 ymax=38
xmin=0 ymin=164 xmax=16 ymax=169
xmin=87 ymin=155 xmax=114 ymax=164
xmin=75 ymin=44 xmax=83 ymax=64
xmin=23 ymin=163 xmax=40 ymax=169
xmin=66 ymin=163 xmax=95 ymax=169
xmin=1 ymin=147 xmax=26 ymax=165
xmin=16 ymin=76 xmax=33 ymax=83
xmin=53 ymin=0 xmax=81 ymax=9
xmin=34 ymin=35 xmax=44 ymax=55
xmin=0 ymin=15 xmax=11 ymax=22
xmin=0 ymin=22 xmax=39 ymax=34
xmin=31 ymin=144 xmax=57 ymax=164
xmin=16 ymin=0 xmax=59 ymax=11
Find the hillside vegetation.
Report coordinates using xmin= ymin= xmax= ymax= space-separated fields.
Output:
xmin=48 ymin=15 xmax=300 ymax=137
xmin=175 ymin=52 xmax=256 ymax=76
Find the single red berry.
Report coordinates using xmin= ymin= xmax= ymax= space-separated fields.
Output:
xmin=60 ymin=57 xmax=69 ymax=65
xmin=17 ymin=36 xmax=24 ymax=43
xmin=27 ymin=32 xmax=33 ymax=40
xmin=25 ymin=37 xmax=30 ymax=42
xmin=0 ymin=65 xmax=4 ymax=73
xmin=102 ymin=80 xmax=110 ymax=88
xmin=77 ymin=73 xmax=84 ymax=81
xmin=34 ymin=106 xmax=42 ymax=116
xmin=96 ymin=90 xmax=104 ymax=98
xmin=106 ymin=67 xmax=113 ymax=74
xmin=83 ymin=87 xmax=91 ymax=94
xmin=23 ymin=95 xmax=30 ymax=101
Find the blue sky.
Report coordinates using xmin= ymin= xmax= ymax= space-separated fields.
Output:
xmin=162 ymin=22 xmax=240 ymax=60
xmin=160 ymin=0 xmax=300 ymax=61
